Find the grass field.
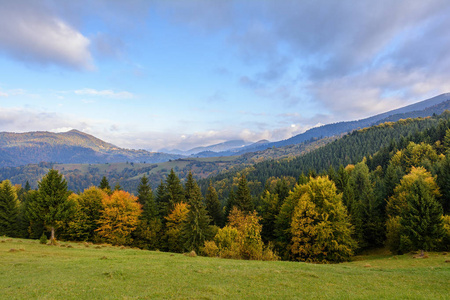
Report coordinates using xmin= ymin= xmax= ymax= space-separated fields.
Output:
xmin=1 ymin=238 xmax=449 ymax=299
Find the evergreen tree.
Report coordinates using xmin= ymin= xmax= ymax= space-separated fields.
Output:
xmin=235 ymin=175 xmax=253 ymax=213
xmin=165 ymin=169 xmax=185 ymax=212
xmin=155 ymin=180 xmax=169 ymax=217
xmin=24 ymin=181 xmax=31 ymax=192
xmin=259 ymin=190 xmax=280 ymax=243
xmin=0 ymin=180 xmax=20 ymax=237
xmin=349 ymin=161 xmax=384 ymax=249
xmin=99 ymin=176 xmax=111 ymax=193
xmin=400 ymin=180 xmax=445 ymax=251
xmin=182 ymin=175 xmax=213 ymax=252
xmin=137 ymin=175 xmax=157 ymax=219
xmin=205 ymin=181 xmax=223 ymax=227
xmin=436 ymin=155 xmax=450 ymax=214
xmin=27 ymin=169 xmax=75 ymax=244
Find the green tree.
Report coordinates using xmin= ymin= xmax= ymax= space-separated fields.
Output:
xmin=27 ymin=170 xmax=75 ymax=244
xmin=137 ymin=175 xmax=157 ymax=220
xmin=0 ymin=180 xmax=20 ymax=237
xmin=400 ymin=180 xmax=444 ymax=252
xmin=436 ymin=154 xmax=450 ymax=214
xmin=290 ymin=176 xmax=356 ymax=263
xmin=348 ymin=160 xmax=384 ymax=249
xmin=182 ymin=173 xmax=213 ymax=252
xmin=99 ymin=176 xmax=111 ymax=192
xmin=165 ymin=169 xmax=185 ymax=214
xmin=386 ymin=167 xmax=443 ymax=253
xmin=235 ymin=175 xmax=253 ymax=213
xmin=259 ymin=190 xmax=280 ymax=243
xmin=205 ymin=181 xmax=223 ymax=227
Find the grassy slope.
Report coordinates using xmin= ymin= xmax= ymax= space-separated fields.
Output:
xmin=1 ymin=238 xmax=449 ymax=299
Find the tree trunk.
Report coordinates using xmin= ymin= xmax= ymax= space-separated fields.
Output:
xmin=50 ymin=227 xmax=56 ymax=245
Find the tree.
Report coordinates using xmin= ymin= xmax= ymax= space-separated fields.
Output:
xmin=182 ymin=173 xmax=213 ymax=252
xmin=289 ymin=176 xmax=356 ymax=263
xmin=63 ymin=187 xmax=106 ymax=241
xmin=99 ymin=176 xmax=111 ymax=192
xmin=386 ymin=167 xmax=443 ymax=253
xmin=165 ymin=169 xmax=185 ymax=215
xmin=96 ymin=190 xmax=142 ymax=246
xmin=436 ymin=154 xmax=450 ymax=214
xmin=235 ymin=175 xmax=253 ymax=213
xmin=259 ymin=190 xmax=280 ymax=243
xmin=0 ymin=180 xmax=20 ymax=237
xmin=137 ymin=175 xmax=157 ymax=220
xmin=205 ymin=181 xmax=223 ymax=227
xmin=27 ymin=169 xmax=75 ymax=244
xmin=165 ymin=202 xmax=189 ymax=252
xmin=400 ymin=179 xmax=444 ymax=252
xmin=348 ymin=160 xmax=384 ymax=249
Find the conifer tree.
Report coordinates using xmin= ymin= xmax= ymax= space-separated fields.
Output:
xmin=0 ymin=180 xmax=20 ymax=237
xmin=349 ymin=160 xmax=384 ymax=249
xmin=137 ymin=175 xmax=157 ymax=219
xmin=182 ymin=173 xmax=212 ymax=252
xmin=165 ymin=169 xmax=185 ymax=212
xmin=235 ymin=175 xmax=253 ymax=213
xmin=155 ymin=180 xmax=169 ymax=217
xmin=400 ymin=180 xmax=444 ymax=252
xmin=99 ymin=176 xmax=111 ymax=194
xmin=205 ymin=181 xmax=223 ymax=226
xmin=28 ymin=169 xmax=75 ymax=244
xmin=436 ymin=155 xmax=450 ymax=214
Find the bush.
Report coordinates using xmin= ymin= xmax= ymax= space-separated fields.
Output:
xmin=39 ymin=233 xmax=48 ymax=245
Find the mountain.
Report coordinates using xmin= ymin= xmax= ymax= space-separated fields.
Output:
xmin=195 ymin=93 xmax=450 ymax=157
xmin=0 ymin=129 xmax=183 ymax=167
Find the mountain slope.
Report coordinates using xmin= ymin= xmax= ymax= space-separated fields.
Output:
xmin=0 ymin=130 xmax=182 ymax=167
xmin=196 ymin=93 xmax=450 ymax=157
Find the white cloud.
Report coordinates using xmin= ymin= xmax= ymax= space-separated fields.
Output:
xmin=74 ymin=88 xmax=134 ymax=99
xmin=0 ymin=1 xmax=93 ymax=70
xmin=0 ymin=91 xmax=8 ymax=97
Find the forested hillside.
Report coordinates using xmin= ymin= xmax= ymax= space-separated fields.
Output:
xmin=1 ymin=111 xmax=449 ymax=263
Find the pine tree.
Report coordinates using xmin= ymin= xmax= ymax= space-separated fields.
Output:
xmin=182 ymin=175 xmax=212 ymax=252
xmin=205 ymin=181 xmax=223 ymax=227
xmin=235 ymin=175 xmax=253 ymax=213
xmin=0 ymin=180 xmax=20 ymax=237
xmin=27 ymin=169 xmax=75 ymax=244
xmin=436 ymin=155 xmax=450 ymax=214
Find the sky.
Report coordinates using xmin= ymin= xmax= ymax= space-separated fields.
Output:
xmin=1 ymin=0 xmax=450 ymax=152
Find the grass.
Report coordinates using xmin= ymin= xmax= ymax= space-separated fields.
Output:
xmin=1 ymin=238 xmax=449 ymax=299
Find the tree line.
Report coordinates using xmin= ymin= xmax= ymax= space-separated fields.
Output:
xmin=1 ymin=113 xmax=450 ymax=262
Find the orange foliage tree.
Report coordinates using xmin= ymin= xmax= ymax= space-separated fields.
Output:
xmin=96 ymin=190 xmax=142 ymax=245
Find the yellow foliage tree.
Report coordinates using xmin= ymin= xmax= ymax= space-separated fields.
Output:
xmin=96 ymin=190 xmax=142 ymax=246
xmin=165 ymin=202 xmax=189 ymax=252
xmin=289 ymin=176 xmax=356 ymax=263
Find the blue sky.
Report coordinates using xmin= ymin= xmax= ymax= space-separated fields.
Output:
xmin=1 ymin=0 xmax=450 ymax=151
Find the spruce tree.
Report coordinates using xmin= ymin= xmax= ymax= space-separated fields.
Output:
xmin=182 ymin=175 xmax=212 ymax=252
xmin=156 ymin=180 xmax=169 ymax=217
xmin=205 ymin=181 xmax=223 ymax=227
xmin=137 ymin=175 xmax=157 ymax=218
xmin=99 ymin=176 xmax=111 ymax=192
xmin=0 ymin=180 xmax=20 ymax=237
xmin=235 ymin=175 xmax=253 ymax=213
xmin=28 ymin=169 xmax=75 ymax=244
xmin=166 ymin=169 xmax=185 ymax=212
xmin=400 ymin=180 xmax=444 ymax=251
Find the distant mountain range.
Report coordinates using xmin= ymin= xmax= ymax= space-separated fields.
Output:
xmin=191 ymin=93 xmax=450 ymax=157
xmin=1 ymin=93 xmax=449 ymax=167
xmin=0 ymin=129 xmax=182 ymax=167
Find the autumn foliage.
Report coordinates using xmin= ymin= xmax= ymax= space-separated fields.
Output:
xmin=96 ymin=190 xmax=142 ymax=245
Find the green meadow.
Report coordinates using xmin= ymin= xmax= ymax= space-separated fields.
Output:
xmin=1 ymin=238 xmax=449 ymax=299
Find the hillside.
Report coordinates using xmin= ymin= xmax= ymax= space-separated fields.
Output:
xmin=196 ymin=93 xmax=450 ymax=157
xmin=0 ymin=130 xmax=182 ymax=167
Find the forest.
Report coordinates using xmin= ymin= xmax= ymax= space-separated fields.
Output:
xmin=1 ymin=113 xmax=450 ymax=263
